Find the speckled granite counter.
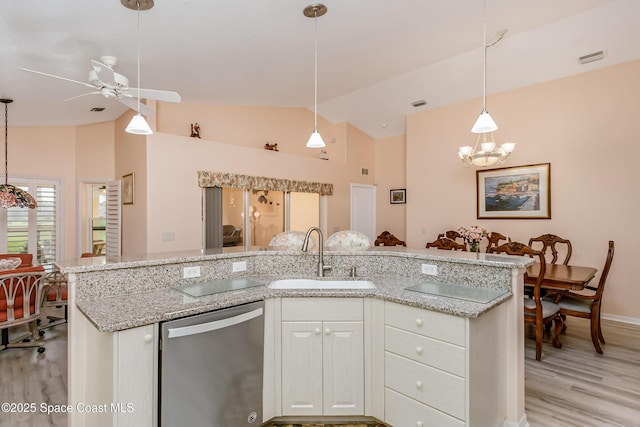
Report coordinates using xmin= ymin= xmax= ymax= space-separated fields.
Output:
xmin=58 ymin=246 xmax=532 ymax=332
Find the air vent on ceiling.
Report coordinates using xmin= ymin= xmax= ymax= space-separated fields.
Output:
xmin=579 ymin=51 xmax=605 ymax=65
xmin=411 ymin=100 xmax=427 ymax=108
xmin=90 ymin=107 xmax=105 ymax=112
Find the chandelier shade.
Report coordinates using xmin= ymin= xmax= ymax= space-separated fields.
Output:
xmin=0 ymin=99 xmax=37 ymax=209
xmin=459 ymin=0 xmax=515 ymax=167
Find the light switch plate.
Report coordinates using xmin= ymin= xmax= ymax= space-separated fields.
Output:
xmin=421 ymin=264 xmax=438 ymax=275
xmin=183 ymin=266 xmax=201 ymax=278
xmin=232 ymin=261 xmax=247 ymax=272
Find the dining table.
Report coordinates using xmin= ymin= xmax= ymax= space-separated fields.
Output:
xmin=525 ymin=263 xmax=598 ymax=290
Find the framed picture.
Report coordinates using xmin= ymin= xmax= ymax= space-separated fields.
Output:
xmin=390 ymin=189 xmax=406 ymax=204
xmin=122 ymin=173 xmax=134 ymax=205
xmin=477 ymin=163 xmax=550 ymax=219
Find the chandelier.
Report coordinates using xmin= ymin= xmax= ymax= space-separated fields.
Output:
xmin=458 ymin=0 xmax=515 ymax=167
xmin=304 ymin=3 xmax=327 ymax=148
xmin=0 ymin=99 xmax=37 ymax=209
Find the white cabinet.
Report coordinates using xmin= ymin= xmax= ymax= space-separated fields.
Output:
xmin=280 ymin=298 xmax=364 ymax=416
xmin=383 ymin=301 xmax=507 ymax=427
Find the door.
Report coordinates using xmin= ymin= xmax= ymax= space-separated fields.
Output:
xmin=350 ymin=184 xmax=376 ymax=242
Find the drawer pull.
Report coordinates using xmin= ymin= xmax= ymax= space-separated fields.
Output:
xmin=415 ymin=318 xmax=423 ymax=327
xmin=416 ymin=380 xmax=423 ymax=389
xmin=314 ymin=328 xmax=321 ymax=335
xmin=325 ymin=328 xmax=331 ymax=335
xmin=415 ymin=346 xmax=423 ymax=355
xmin=144 ymin=334 xmax=153 ymax=343
xmin=416 ymin=422 xmax=424 ymax=427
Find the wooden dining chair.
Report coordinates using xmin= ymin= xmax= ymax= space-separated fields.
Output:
xmin=374 ymin=231 xmax=406 ymax=247
xmin=1 ymin=271 xmax=47 ymax=353
xmin=437 ymin=230 xmax=465 ymax=245
xmin=426 ymin=237 xmax=467 ymax=251
xmin=550 ymin=240 xmax=614 ymax=354
xmin=489 ymin=241 xmax=563 ymax=361
xmin=486 ymin=232 xmax=511 ymax=253
xmin=528 ymin=234 xmax=572 ymax=265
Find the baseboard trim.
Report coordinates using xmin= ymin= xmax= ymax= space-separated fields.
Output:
xmin=602 ymin=313 xmax=640 ymax=325
xmin=503 ymin=413 xmax=529 ymax=427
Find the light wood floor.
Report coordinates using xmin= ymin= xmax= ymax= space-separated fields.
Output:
xmin=1 ymin=317 xmax=638 ymax=427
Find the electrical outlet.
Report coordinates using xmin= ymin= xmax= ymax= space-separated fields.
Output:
xmin=421 ymin=264 xmax=438 ymax=275
xmin=183 ymin=266 xmax=201 ymax=278
xmin=232 ymin=261 xmax=247 ymax=272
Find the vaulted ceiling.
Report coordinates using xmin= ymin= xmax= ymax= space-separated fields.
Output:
xmin=1 ymin=0 xmax=637 ymax=138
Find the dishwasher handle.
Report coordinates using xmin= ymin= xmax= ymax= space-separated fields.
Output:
xmin=167 ymin=307 xmax=263 ymax=339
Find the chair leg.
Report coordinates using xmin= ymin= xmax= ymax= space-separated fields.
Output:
xmin=535 ymin=322 xmax=544 ymax=361
xmin=597 ymin=311 xmax=605 ymax=344
xmin=590 ymin=313 xmax=603 ymax=354
xmin=552 ymin=317 xmax=563 ymax=349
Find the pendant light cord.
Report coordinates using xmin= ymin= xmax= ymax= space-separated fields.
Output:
xmin=313 ymin=10 xmax=319 ymax=130
xmin=482 ymin=0 xmax=487 ymax=113
xmin=4 ymin=102 xmax=8 ymax=185
xmin=136 ymin=0 xmax=142 ymax=114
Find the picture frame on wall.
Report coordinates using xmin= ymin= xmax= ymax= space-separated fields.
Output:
xmin=122 ymin=173 xmax=134 ymax=205
xmin=390 ymin=189 xmax=406 ymax=204
xmin=476 ymin=163 xmax=550 ymax=219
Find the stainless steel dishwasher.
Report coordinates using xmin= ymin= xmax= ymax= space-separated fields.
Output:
xmin=159 ymin=300 xmax=264 ymax=426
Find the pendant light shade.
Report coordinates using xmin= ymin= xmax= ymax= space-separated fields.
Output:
xmin=126 ymin=112 xmax=153 ymax=135
xmin=0 ymin=99 xmax=37 ymax=209
xmin=125 ymin=0 xmax=153 ymax=136
xmin=471 ymin=110 xmax=498 ymax=133
xmin=304 ymin=3 xmax=327 ymax=149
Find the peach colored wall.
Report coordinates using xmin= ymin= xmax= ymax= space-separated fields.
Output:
xmin=115 ymin=111 xmax=148 ymax=256
xmin=406 ymin=59 xmax=640 ymax=320
xmin=374 ymin=134 xmax=406 ymax=240
xmin=75 ymin=122 xmax=115 ymax=180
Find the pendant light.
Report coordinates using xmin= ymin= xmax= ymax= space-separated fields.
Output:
xmin=458 ymin=0 xmax=515 ymax=167
xmin=304 ymin=4 xmax=327 ymax=148
xmin=0 ymin=99 xmax=37 ymax=209
xmin=125 ymin=0 xmax=153 ymax=135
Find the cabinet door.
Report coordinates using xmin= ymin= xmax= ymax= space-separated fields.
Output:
xmin=281 ymin=321 xmax=323 ymax=415
xmin=323 ymin=321 xmax=364 ymax=416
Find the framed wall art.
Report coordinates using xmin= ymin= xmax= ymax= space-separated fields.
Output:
xmin=476 ymin=163 xmax=550 ymax=219
xmin=390 ymin=189 xmax=406 ymax=204
xmin=122 ymin=173 xmax=135 ymax=205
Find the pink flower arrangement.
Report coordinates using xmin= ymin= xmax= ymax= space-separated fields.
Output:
xmin=457 ymin=226 xmax=489 ymax=251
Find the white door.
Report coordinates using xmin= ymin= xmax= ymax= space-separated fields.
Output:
xmin=350 ymin=184 xmax=376 ymax=242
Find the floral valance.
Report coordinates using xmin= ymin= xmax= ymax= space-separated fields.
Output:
xmin=197 ymin=171 xmax=333 ymax=196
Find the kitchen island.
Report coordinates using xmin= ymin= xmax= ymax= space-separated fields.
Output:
xmin=58 ymin=246 xmax=532 ymax=427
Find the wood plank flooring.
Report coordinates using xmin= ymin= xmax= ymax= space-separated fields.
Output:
xmin=1 ymin=316 xmax=638 ymax=426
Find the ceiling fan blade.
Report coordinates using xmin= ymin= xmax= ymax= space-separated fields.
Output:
xmin=118 ymin=97 xmax=155 ymax=116
xmin=131 ymin=88 xmax=181 ymax=103
xmin=64 ymin=92 xmax=102 ymax=102
xmin=90 ymin=60 xmax=116 ymax=85
xmin=20 ymin=67 xmax=97 ymax=89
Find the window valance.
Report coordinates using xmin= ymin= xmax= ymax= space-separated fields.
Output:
xmin=197 ymin=171 xmax=333 ymax=196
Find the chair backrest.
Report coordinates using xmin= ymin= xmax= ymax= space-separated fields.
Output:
xmin=268 ymin=231 xmax=317 ymax=251
xmin=486 ymin=232 xmax=511 ymax=253
xmin=437 ymin=230 xmax=465 ymax=244
xmin=0 ymin=271 xmax=46 ymax=326
xmin=374 ymin=231 xmax=406 ymax=247
xmin=326 ymin=230 xmax=372 ymax=250
xmin=0 ymin=253 xmax=33 ymax=269
xmin=43 ymin=270 xmax=68 ymax=306
xmin=592 ymin=241 xmax=615 ymax=302
xmin=528 ymin=234 xmax=572 ymax=265
xmin=426 ymin=237 xmax=467 ymax=251
xmin=489 ymin=242 xmax=546 ymax=306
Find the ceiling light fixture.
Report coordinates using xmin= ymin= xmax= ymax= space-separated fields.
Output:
xmin=0 ymin=99 xmax=37 ymax=209
xmin=459 ymin=0 xmax=515 ymax=167
xmin=304 ymin=3 xmax=327 ymax=149
xmin=125 ymin=0 xmax=153 ymax=135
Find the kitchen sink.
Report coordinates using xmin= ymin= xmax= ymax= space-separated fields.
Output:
xmin=268 ymin=278 xmax=375 ymax=290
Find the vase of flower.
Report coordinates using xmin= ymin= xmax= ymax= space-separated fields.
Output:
xmin=457 ymin=226 xmax=489 ymax=253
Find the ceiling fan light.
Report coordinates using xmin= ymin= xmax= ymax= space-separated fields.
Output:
xmin=471 ymin=111 xmax=498 ymax=133
xmin=306 ymin=129 xmax=325 ymax=148
xmin=126 ymin=113 xmax=153 ymax=135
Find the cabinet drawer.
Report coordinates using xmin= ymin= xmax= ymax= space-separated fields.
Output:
xmin=385 ymin=326 xmax=466 ymax=377
xmin=385 ymin=302 xmax=466 ymax=346
xmin=282 ymin=298 xmax=363 ymax=321
xmin=385 ymin=352 xmax=466 ymax=420
xmin=385 ymin=388 xmax=464 ymax=427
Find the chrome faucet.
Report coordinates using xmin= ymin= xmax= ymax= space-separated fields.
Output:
xmin=301 ymin=226 xmax=331 ymax=277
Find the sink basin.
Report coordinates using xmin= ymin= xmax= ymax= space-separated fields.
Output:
xmin=268 ymin=279 xmax=375 ymax=290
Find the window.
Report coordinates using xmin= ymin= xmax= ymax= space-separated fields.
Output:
xmin=0 ymin=178 xmax=62 ymax=268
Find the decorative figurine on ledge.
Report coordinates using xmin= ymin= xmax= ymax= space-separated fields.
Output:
xmin=264 ymin=142 xmax=279 ymax=151
xmin=190 ymin=123 xmax=201 ymax=138
xmin=320 ymin=150 xmax=329 ymax=160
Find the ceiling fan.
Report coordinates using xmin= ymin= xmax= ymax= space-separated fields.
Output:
xmin=20 ymin=55 xmax=180 ymax=115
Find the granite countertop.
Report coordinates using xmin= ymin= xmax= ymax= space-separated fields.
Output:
xmin=77 ymin=274 xmax=512 ymax=332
